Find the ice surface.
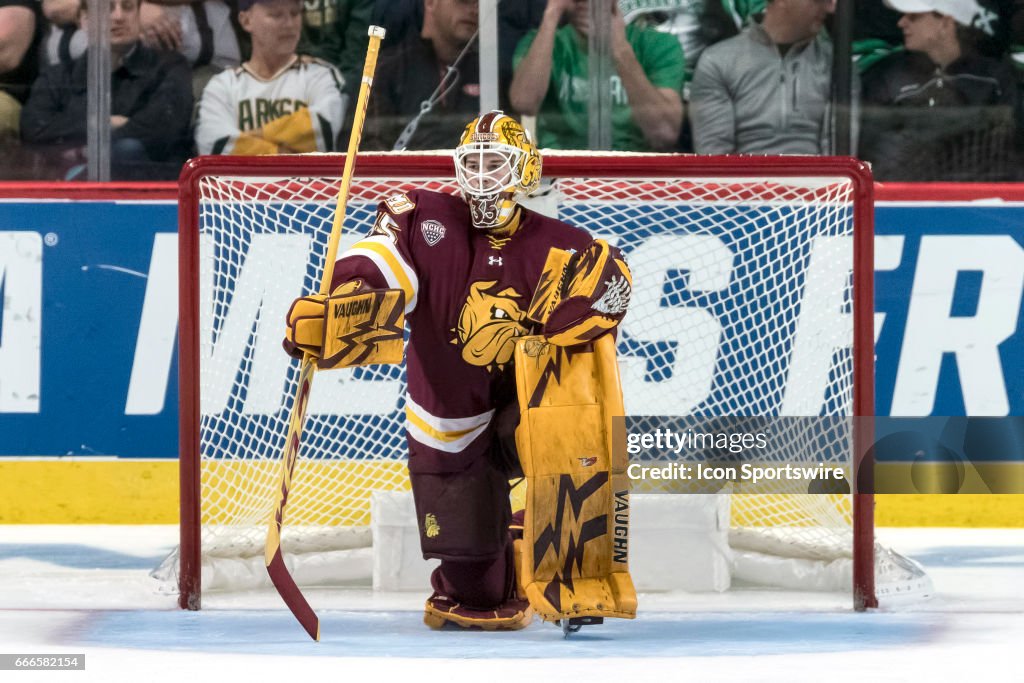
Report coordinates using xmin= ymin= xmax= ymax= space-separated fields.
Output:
xmin=0 ymin=526 xmax=1020 ymax=682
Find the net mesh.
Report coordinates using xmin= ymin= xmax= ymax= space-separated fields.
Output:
xmin=187 ymin=162 xmax=870 ymax=583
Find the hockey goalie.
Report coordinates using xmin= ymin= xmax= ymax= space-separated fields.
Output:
xmin=283 ymin=111 xmax=637 ymax=631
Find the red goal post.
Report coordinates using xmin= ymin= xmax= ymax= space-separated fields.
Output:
xmin=175 ymin=153 xmax=882 ymax=611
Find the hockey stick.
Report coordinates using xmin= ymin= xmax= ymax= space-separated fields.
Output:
xmin=264 ymin=25 xmax=386 ymax=642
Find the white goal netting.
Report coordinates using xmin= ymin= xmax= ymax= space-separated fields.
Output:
xmin=163 ymin=155 xmax=929 ymax=602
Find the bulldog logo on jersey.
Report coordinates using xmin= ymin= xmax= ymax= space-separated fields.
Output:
xmin=420 ymin=220 xmax=446 ymax=246
xmin=453 ymin=280 xmax=528 ymax=371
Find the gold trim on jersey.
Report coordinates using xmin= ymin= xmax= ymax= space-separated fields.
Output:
xmin=485 ymin=208 xmax=522 ymax=252
xmin=404 ymin=397 xmax=494 ymax=453
xmin=487 ymin=234 xmax=511 ymax=251
xmin=340 ymin=236 xmax=419 ymax=313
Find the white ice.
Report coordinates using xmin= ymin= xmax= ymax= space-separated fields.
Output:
xmin=0 ymin=526 xmax=1020 ymax=682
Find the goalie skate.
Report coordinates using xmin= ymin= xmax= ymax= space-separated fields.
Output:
xmin=423 ymin=592 xmax=533 ymax=631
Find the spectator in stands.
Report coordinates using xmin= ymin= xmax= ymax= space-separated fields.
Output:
xmin=20 ymin=0 xmax=193 ymax=179
xmin=859 ymin=0 xmax=1019 ymax=180
xmin=698 ymin=0 xmax=909 ymax=68
xmin=372 ymin=0 xmax=421 ymax=44
xmin=362 ymin=0 xmax=482 ymax=151
xmin=0 ymin=0 xmax=43 ymax=140
xmin=689 ymin=0 xmax=839 ymax=155
xmin=847 ymin=0 xmax=906 ymax=74
xmin=138 ymin=0 xmax=243 ymax=96
xmin=300 ymin=0 xmax=371 ymax=85
xmin=297 ymin=0 xmax=371 ymax=131
xmin=372 ymin=0 xmax=545 ymax=85
xmin=40 ymin=0 xmax=85 ymax=68
xmin=623 ymin=0 xmax=761 ymax=85
xmin=969 ymin=0 xmax=1013 ymax=60
xmin=622 ymin=1 xmax=761 ymax=152
xmin=852 ymin=0 xmax=1014 ymax=73
xmin=701 ymin=0 xmax=764 ymax=43
xmin=509 ymin=0 xmax=684 ymax=151
xmin=194 ymin=0 xmax=346 ymax=154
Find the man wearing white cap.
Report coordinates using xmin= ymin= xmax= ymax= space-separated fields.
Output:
xmin=859 ymin=0 xmax=1019 ymax=179
xmin=886 ymin=0 xmax=992 ymax=33
xmin=869 ymin=0 xmax=1011 ymax=99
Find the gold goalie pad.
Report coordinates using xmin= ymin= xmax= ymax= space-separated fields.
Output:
xmin=319 ymin=289 xmax=405 ymax=369
xmin=513 ymin=333 xmax=637 ymax=622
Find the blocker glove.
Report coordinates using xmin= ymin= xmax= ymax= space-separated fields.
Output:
xmin=283 ymin=279 xmax=406 ymax=369
xmin=283 ymin=280 xmax=368 ymax=360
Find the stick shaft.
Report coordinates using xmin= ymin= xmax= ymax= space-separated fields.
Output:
xmin=320 ymin=26 xmax=386 ymax=295
xmin=264 ymin=25 xmax=386 ymax=642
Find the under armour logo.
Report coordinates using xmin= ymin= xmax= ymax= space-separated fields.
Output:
xmin=488 ymin=255 xmax=503 ymax=266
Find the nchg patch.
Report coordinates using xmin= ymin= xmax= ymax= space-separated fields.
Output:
xmin=420 ymin=220 xmax=446 ymax=246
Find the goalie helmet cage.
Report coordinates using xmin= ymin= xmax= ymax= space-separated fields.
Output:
xmin=176 ymin=153 xmax=883 ymax=612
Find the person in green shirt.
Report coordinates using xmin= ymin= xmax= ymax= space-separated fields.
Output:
xmin=509 ymin=0 xmax=684 ymax=151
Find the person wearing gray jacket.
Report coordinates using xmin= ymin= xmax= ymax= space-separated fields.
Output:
xmin=689 ymin=0 xmax=840 ymax=154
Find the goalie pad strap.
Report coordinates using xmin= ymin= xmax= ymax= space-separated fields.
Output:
xmin=513 ymin=334 xmax=637 ymax=622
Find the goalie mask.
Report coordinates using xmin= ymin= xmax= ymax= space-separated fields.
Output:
xmin=454 ymin=111 xmax=542 ymax=230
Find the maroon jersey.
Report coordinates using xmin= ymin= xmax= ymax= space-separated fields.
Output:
xmin=331 ymin=189 xmax=593 ymax=474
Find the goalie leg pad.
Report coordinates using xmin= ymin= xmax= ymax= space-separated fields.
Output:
xmin=409 ymin=456 xmax=511 ymax=562
xmin=513 ymin=334 xmax=637 ymax=622
xmin=423 ymin=522 xmax=533 ymax=630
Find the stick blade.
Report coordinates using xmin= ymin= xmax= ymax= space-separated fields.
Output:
xmin=266 ymin=549 xmax=321 ymax=641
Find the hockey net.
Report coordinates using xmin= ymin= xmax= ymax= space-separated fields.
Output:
xmin=166 ymin=153 xmax=929 ymax=609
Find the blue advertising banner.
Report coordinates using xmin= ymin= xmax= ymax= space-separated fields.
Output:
xmin=0 ymin=201 xmax=180 ymax=457
xmin=0 ymin=197 xmax=1021 ymax=458
xmin=873 ymin=206 xmax=1024 ymax=416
